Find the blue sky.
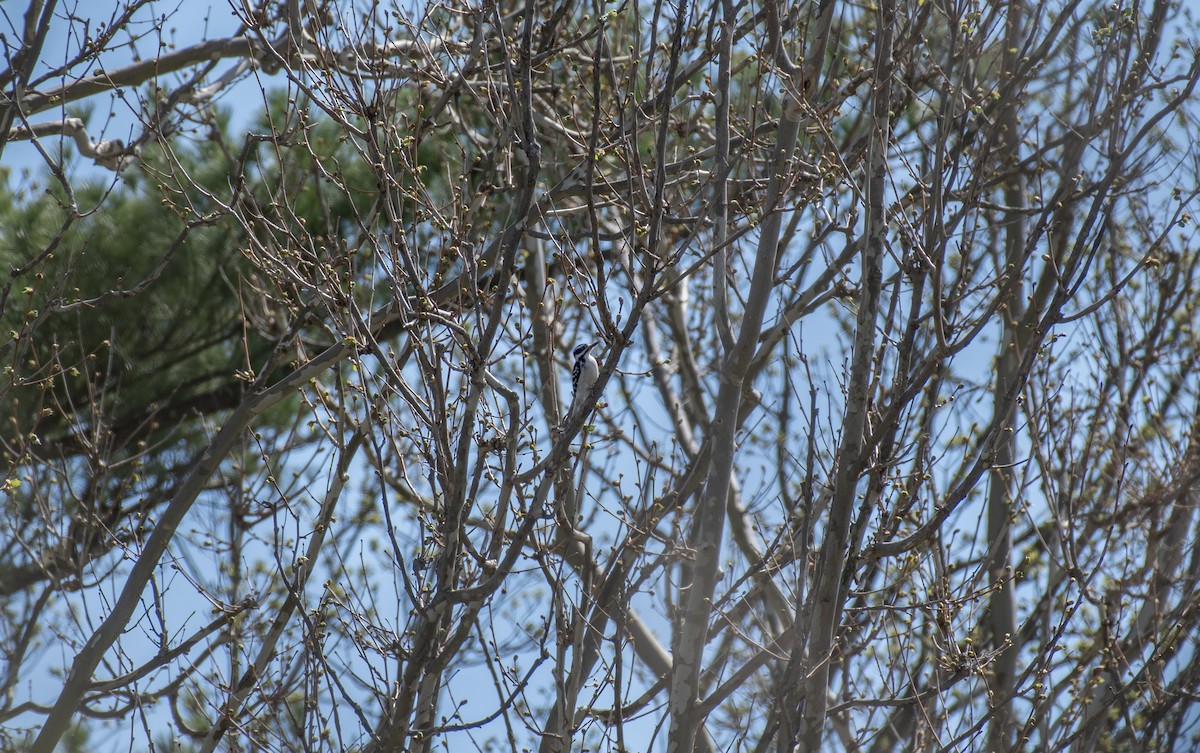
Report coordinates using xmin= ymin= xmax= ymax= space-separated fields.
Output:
xmin=4 ymin=1 xmax=256 ymax=187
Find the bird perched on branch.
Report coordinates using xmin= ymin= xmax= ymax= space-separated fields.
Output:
xmin=568 ymin=342 xmax=601 ymax=420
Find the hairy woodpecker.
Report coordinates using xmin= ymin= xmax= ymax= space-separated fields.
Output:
xmin=569 ymin=342 xmax=600 ymax=418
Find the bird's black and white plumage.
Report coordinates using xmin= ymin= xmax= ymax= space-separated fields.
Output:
xmin=569 ymin=342 xmax=600 ymax=417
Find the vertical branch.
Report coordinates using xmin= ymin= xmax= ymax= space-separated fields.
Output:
xmin=666 ymin=11 xmax=807 ymax=753
xmin=796 ymin=0 xmax=894 ymax=748
xmin=986 ymin=2 xmax=1027 ymax=748
xmin=710 ymin=0 xmax=735 ymax=352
